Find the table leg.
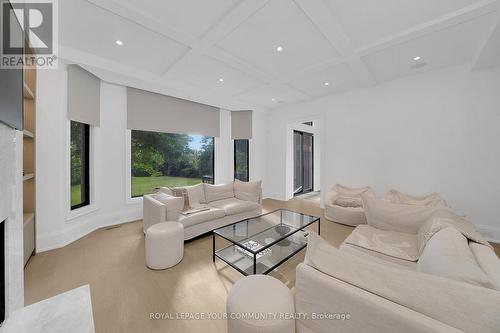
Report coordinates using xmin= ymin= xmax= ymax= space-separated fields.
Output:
xmin=318 ymin=220 xmax=321 ymax=235
xmin=253 ymin=255 xmax=257 ymax=274
xmin=212 ymin=233 xmax=215 ymax=262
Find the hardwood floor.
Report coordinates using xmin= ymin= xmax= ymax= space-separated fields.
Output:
xmin=24 ymin=198 xmax=499 ymax=333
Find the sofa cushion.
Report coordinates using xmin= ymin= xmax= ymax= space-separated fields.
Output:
xmin=177 ymin=208 xmax=225 ymax=228
xmin=418 ymin=227 xmax=494 ymax=289
xmin=153 ymin=193 xmax=184 ymax=221
xmin=204 ymin=182 xmax=234 ymax=203
xmin=384 ymin=189 xmax=447 ymax=207
xmin=362 ymin=195 xmax=439 ymax=234
xmin=343 ymin=225 xmax=419 ymax=261
xmin=209 ymin=198 xmax=260 ymax=216
xmin=340 ymin=243 xmax=417 ymax=270
xmin=233 ymin=179 xmax=261 ymax=203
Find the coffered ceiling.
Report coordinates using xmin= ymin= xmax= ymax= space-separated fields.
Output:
xmin=59 ymin=0 xmax=500 ymax=110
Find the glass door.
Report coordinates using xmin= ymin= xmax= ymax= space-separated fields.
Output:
xmin=293 ymin=131 xmax=314 ymax=196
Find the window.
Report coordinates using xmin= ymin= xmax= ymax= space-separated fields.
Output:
xmin=234 ymin=139 xmax=249 ymax=182
xmin=131 ymin=130 xmax=214 ymax=197
xmin=70 ymin=121 xmax=90 ymax=209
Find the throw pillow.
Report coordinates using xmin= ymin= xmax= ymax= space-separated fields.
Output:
xmin=334 ymin=196 xmax=362 ymax=208
xmin=362 ymin=195 xmax=439 ymax=234
xmin=169 ymin=187 xmax=190 ymax=211
xmin=154 ymin=193 xmax=184 ymax=221
xmin=418 ymin=227 xmax=494 ymax=289
xmin=234 ymin=179 xmax=261 ymax=203
xmin=204 ymin=182 xmax=234 ymax=203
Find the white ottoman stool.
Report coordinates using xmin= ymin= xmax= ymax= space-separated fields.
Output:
xmin=145 ymin=222 xmax=184 ymax=269
xmin=227 ymin=275 xmax=295 ymax=333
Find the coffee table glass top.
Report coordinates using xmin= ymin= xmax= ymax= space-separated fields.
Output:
xmin=213 ymin=209 xmax=320 ymax=275
xmin=214 ymin=209 xmax=319 ymax=253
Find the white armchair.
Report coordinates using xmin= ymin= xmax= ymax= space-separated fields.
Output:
xmin=142 ymin=194 xmax=167 ymax=233
xmin=324 ymin=184 xmax=376 ymax=226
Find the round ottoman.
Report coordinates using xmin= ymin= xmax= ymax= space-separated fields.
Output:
xmin=226 ymin=275 xmax=295 ymax=333
xmin=145 ymin=222 xmax=184 ymax=269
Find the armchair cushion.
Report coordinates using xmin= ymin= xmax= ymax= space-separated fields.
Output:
xmin=333 ymin=196 xmax=363 ymax=208
xmin=362 ymin=195 xmax=439 ymax=234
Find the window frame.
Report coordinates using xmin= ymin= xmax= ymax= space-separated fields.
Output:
xmin=234 ymin=139 xmax=249 ymax=182
xmin=70 ymin=121 xmax=91 ymax=210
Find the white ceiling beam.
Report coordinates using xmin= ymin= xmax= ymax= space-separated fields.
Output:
xmin=59 ymin=45 xmax=258 ymax=111
xmin=293 ymin=0 xmax=377 ymax=86
xmin=357 ymin=0 xmax=499 ymax=56
xmin=161 ymin=0 xmax=270 ymax=78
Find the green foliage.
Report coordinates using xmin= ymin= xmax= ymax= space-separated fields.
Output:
xmin=131 ymin=130 xmax=214 ymax=186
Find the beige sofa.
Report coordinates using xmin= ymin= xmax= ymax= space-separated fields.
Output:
xmin=300 ymin=196 xmax=500 ymax=332
xmin=234 ymin=197 xmax=500 ymax=332
xmin=143 ymin=180 xmax=262 ymax=240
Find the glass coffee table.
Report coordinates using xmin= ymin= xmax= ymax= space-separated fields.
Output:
xmin=212 ymin=209 xmax=320 ymax=275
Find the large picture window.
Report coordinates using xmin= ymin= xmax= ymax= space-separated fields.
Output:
xmin=70 ymin=121 xmax=90 ymax=209
xmin=234 ymin=139 xmax=249 ymax=182
xmin=131 ymin=130 xmax=214 ymax=197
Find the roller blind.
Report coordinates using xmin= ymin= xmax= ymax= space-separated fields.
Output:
xmin=67 ymin=65 xmax=101 ymax=126
xmin=127 ymin=87 xmax=220 ymax=137
xmin=231 ymin=110 xmax=253 ymax=139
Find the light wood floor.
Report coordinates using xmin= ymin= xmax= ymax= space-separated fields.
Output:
xmin=24 ymin=198 xmax=500 ymax=333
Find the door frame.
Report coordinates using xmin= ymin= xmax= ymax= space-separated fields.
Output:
xmin=293 ymin=130 xmax=314 ymax=197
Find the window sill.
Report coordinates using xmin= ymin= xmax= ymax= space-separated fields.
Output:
xmin=126 ymin=196 xmax=142 ymax=205
xmin=67 ymin=205 xmax=99 ymax=221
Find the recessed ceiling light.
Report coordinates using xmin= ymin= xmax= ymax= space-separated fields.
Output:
xmin=219 ymin=78 xmax=224 ymax=82
xmin=115 ymin=40 xmax=123 ymax=46
xmin=271 ymin=98 xmax=277 ymax=102
xmin=276 ymin=46 xmax=283 ymax=52
xmin=413 ymin=56 xmax=421 ymax=61
xmin=324 ymin=82 xmax=330 ymax=86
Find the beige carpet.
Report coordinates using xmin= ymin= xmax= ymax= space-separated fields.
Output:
xmin=24 ymin=198 xmax=500 ymax=333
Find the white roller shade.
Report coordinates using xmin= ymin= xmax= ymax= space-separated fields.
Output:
xmin=127 ymin=87 xmax=220 ymax=137
xmin=231 ymin=110 xmax=253 ymax=139
xmin=67 ymin=65 xmax=101 ymax=126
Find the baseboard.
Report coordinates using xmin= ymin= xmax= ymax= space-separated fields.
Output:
xmin=262 ymin=191 xmax=286 ymax=201
xmin=475 ymin=224 xmax=500 ymax=244
xmin=37 ymin=209 xmax=142 ymax=252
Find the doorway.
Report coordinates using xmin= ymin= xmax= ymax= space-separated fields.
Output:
xmin=293 ymin=130 xmax=314 ymax=196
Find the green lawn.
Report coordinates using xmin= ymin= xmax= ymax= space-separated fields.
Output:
xmin=132 ymin=176 xmax=201 ymax=197
xmin=71 ymin=184 xmax=82 ymax=207
xmin=71 ymin=176 xmax=201 ymax=206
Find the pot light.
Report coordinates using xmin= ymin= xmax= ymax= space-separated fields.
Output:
xmin=413 ymin=56 xmax=421 ymax=61
xmin=115 ymin=40 xmax=123 ymax=46
xmin=324 ymin=82 xmax=330 ymax=86
xmin=271 ymin=98 xmax=277 ymax=102
xmin=219 ymin=78 xmax=224 ymax=82
xmin=276 ymin=46 xmax=283 ymax=52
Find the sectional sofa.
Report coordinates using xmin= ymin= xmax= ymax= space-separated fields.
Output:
xmin=143 ymin=180 xmax=262 ymax=240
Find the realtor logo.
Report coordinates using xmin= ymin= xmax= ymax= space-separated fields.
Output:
xmin=1 ymin=0 xmax=58 ymax=68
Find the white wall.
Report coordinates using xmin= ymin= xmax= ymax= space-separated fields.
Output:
xmin=36 ymin=67 xmax=266 ymax=251
xmin=265 ymin=65 xmax=500 ymax=241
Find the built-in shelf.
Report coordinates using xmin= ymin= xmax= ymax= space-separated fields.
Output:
xmin=23 ymin=173 xmax=34 ymax=181
xmin=23 ymin=129 xmax=34 ymax=138
xmin=23 ymin=82 xmax=35 ymax=100
xmin=23 ymin=212 xmax=34 ymax=226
